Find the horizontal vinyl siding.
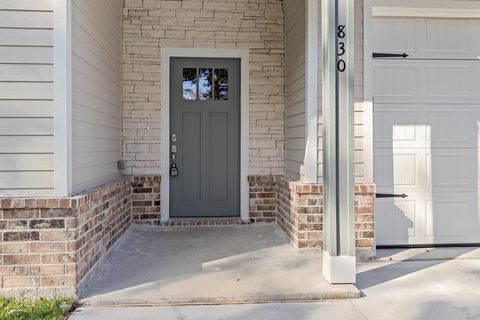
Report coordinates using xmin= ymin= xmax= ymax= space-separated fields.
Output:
xmin=71 ymin=0 xmax=123 ymax=193
xmin=353 ymin=0 xmax=365 ymax=183
xmin=0 ymin=1 xmax=54 ymax=197
xmin=285 ymin=0 xmax=306 ymax=181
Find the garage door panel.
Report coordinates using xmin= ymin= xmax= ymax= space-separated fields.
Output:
xmin=374 ymin=103 xmax=480 ymax=149
xmin=374 ymin=16 xmax=480 ymax=59
xmin=375 ymin=153 xmax=417 ymax=188
xmin=373 ymin=17 xmax=417 ymax=54
xmin=426 ymin=193 xmax=478 ymax=242
xmin=426 ymin=149 xmax=477 ymax=192
xmin=425 ymin=18 xmax=480 ymax=58
xmin=376 ymin=200 xmax=416 ymax=241
xmin=373 ymin=14 xmax=480 ymax=245
xmin=426 ymin=18 xmax=470 ymax=55
xmin=374 ymin=65 xmax=418 ymax=98
xmin=375 ymin=149 xmax=478 ymax=191
xmin=426 ymin=109 xmax=471 ymax=143
xmin=426 ymin=64 xmax=469 ymax=98
xmin=374 ymin=61 xmax=480 ymax=104
xmin=374 ymin=109 xmax=418 ymax=147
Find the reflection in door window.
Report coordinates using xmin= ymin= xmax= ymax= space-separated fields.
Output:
xmin=183 ymin=68 xmax=197 ymax=100
xmin=214 ymin=68 xmax=228 ymax=101
xmin=199 ymin=68 xmax=213 ymax=100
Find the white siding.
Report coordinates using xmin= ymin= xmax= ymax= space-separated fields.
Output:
xmin=285 ymin=0 xmax=306 ymax=181
xmin=0 ymin=1 xmax=54 ymax=197
xmin=71 ymin=0 xmax=123 ymax=193
xmin=354 ymin=0 xmax=366 ymax=184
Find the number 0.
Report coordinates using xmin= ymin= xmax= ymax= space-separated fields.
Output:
xmin=337 ymin=59 xmax=346 ymax=72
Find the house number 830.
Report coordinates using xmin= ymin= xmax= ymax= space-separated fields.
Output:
xmin=337 ymin=25 xmax=346 ymax=72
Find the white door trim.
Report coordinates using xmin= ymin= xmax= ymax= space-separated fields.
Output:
xmin=363 ymin=0 xmax=480 ymax=184
xmin=160 ymin=48 xmax=250 ymax=222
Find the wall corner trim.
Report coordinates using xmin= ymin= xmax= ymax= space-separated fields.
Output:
xmin=53 ymin=0 xmax=73 ymax=196
xmin=305 ymin=0 xmax=319 ymax=183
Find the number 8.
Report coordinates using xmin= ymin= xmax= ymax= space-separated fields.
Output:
xmin=337 ymin=25 xmax=345 ymax=39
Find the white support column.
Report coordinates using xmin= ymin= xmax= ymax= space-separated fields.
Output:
xmin=321 ymin=0 xmax=356 ymax=284
xmin=53 ymin=0 xmax=72 ymax=196
xmin=305 ymin=0 xmax=319 ymax=183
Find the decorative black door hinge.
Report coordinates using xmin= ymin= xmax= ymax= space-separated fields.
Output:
xmin=376 ymin=193 xmax=408 ymax=199
xmin=373 ymin=53 xmax=409 ymax=58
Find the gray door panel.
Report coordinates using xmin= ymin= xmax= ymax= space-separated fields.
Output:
xmin=170 ymin=58 xmax=240 ymax=217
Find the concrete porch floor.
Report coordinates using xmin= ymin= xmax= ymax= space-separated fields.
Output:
xmin=78 ymin=224 xmax=360 ymax=306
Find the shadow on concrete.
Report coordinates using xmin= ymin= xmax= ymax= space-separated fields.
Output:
xmin=79 ymin=224 xmax=358 ymax=305
xmin=356 ymin=247 xmax=479 ymax=292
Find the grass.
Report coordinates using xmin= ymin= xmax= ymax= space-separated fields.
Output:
xmin=0 ymin=296 xmax=75 ymax=320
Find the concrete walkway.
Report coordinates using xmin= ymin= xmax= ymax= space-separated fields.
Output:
xmin=71 ymin=247 xmax=480 ymax=319
xmin=79 ymin=224 xmax=358 ymax=306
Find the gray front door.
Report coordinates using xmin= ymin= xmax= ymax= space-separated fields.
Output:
xmin=170 ymin=57 xmax=240 ymax=218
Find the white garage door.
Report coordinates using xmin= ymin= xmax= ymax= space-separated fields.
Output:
xmin=373 ymin=16 xmax=480 ymax=245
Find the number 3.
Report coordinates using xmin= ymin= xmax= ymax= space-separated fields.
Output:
xmin=338 ymin=42 xmax=345 ymax=56
xmin=337 ymin=25 xmax=346 ymax=72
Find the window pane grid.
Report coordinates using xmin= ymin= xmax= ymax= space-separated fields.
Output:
xmin=182 ymin=67 xmax=229 ymax=101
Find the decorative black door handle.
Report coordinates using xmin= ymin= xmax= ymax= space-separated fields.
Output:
xmin=373 ymin=53 xmax=409 ymax=58
xmin=376 ymin=193 xmax=408 ymax=199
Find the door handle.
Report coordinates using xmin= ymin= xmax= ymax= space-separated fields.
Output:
xmin=373 ymin=53 xmax=409 ymax=58
xmin=376 ymin=193 xmax=408 ymax=199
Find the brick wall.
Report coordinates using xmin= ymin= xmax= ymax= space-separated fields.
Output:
xmin=131 ymin=176 xmax=161 ymax=224
xmin=0 ymin=201 xmax=78 ymax=295
xmin=277 ymin=177 xmax=323 ymax=249
xmin=249 ymin=176 xmax=376 ymax=257
xmin=0 ymin=177 xmax=161 ymax=295
xmin=122 ymin=0 xmax=285 ymax=177
xmin=75 ymin=179 xmax=132 ymax=283
xmin=248 ymin=176 xmax=276 ymax=223
xmin=355 ymin=185 xmax=375 ymax=248
xmin=0 ymin=174 xmax=374 ymax=293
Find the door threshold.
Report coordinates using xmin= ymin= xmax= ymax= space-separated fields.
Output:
xmin=161 ymin=217 xmax=251 ymax=227
xmin=377 ymin=243 xmax=480 ymax=249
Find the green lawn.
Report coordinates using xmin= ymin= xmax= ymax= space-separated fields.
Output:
xmin=0 ymin=296 xmax=75 ymax=320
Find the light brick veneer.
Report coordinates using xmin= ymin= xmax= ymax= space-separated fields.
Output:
xmin=249 ymin=176 xmax=376 ymax=255
xmin=122 ymin=0 xmax=285 ymax=177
